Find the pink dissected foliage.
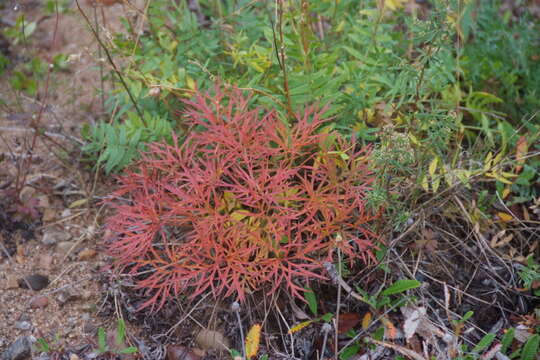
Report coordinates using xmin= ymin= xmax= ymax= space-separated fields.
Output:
xmin=105 ymin=85 xmax=380 ymax=310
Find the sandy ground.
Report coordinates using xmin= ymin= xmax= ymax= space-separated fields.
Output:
xmin=0 ymin=0 xmax=142 ymax=353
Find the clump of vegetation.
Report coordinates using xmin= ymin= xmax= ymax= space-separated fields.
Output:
xmin=105 ymin=86 xmax=379 ymax=310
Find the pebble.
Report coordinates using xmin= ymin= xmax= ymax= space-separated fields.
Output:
xmin=14 ymin=321 xmax=32 ymax=331
xmin=0 ymin=336 xmax=32 ymax=360
xmin=78 ymin=248 xmax=97 ymax=261
xmin=29 ymin=296 xmax=49 ymax=309
xmin=41 ymin=229 xmax=70 ymax=245
xmin=18 ymin=274 xmax=50 ymax=291
xmin=41 ymin=208 xmax=56 ymax=222
xmin=19 ymin=187 xmax=36 ymax=203
xmin=194 ymin=329 xmax=230 ymax=352
xmin=4 ymin=275 xmax=19 ymax=290
xmin=34 ymin=355 xmax=51 ymax=360
xmin=61 ymin=209 xmax=72 ymax=218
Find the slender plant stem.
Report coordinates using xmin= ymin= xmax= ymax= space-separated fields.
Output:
xmin=94 ymin=6 xmax=105 ymax=114
xmin=276 ymin=0 xmax=295 ymax=120
xmin=75 ymin=0 xmax=146 ymax=126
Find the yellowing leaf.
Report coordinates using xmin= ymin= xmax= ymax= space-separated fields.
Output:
xmin=186 ymin=76 xmax=196 ymax=90
xmin=428 ymin=157 xmax=438 ymax=177
xmin=69 ymin=198 xmax=88 ymax=208
xmin=486 ymin=172 xmax=513 ymax=185
xmin=497 ymin=212 xmax=513 ymax=223
xmin=483 ymin=152 xmax=493 ymax=171
xmin=362 ymin=312 xmax=372 ymax=330
xmin=420 ymin=175 xmax=429 ymax=192
xmin=288 ymin=320 xmax=313 ymax=334
xmin=230 ymin=210 xmax=251 ymax=222
xmin=245 ymin=324 xmax=261 ymax=359
xmin=432 ymin=176 xmax=441 ymax=193
xmin=408 ymin=133 xmax=420 ymax=146
xmin=384 ymin=0 xmax=407 ymax=11
xmin=494 ymin=151 xmax=504 ymax=166
xmin=501 ymin=172 xmax=518 ymax=178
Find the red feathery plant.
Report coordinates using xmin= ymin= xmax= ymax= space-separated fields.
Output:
xmin=106 ymin=85 xmax=379 ymax=310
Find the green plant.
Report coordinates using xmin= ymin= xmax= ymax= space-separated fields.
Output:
xmin=44 ymin=0 xmax=71 ymax=15
xmin=288 ymin=278 xmax=421 ymax=360
xmin=33 ymin=333 xmax=65 ymax=356
xmin=88 ymin=0 xmax=460 ymax=172
xmin=81 ymin=111 xmax=173 ymax=173
xmin=458 ymin=0 xmax=540 ymax=121
xmin=106 ymin=86 xmax=379 ymax=310
xmin=3 ymin=14 xmax=36 ymax=45
xmin=518 ymin=255 xmax=540 ymax=297
xmin=94 ymin=318 xmax=138 ymax=355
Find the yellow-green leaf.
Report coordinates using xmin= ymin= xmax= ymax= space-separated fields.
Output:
xmin=483 ymin=152 xmax=493 ymax=171
xmin=420 ymin=175 xmax=429 ymax=192
xmin=432 ymin=176 xmax=441 ymax=193
xmin=288 ymin=320 xmax=313 ymax=334
xmin=486 ymin=172 xmax=513 ymax=185
xmin=186 ymin=75 xmax=196 ymax=90
xmin=69 ymin=198 xmax=88 ymax=208
xmin=230 ymin=210 xmax=251 ymax=222
xmin=384 ymin=0 xmax=408 ymax=11
xmin=429 ymin=157 xmax=438 ymax=178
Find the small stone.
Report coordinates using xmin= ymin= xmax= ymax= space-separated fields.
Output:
xmin=61 ymin=209 xmax=72 ymax=218
xmin=78 ymin=248 xmax=96 ymax=261
xmin=41 ymin=229 xmax=70 ymax=245
xmin=19 ymin=187 xmax=36 ymax=203
xmin=0 ymin=336 xmax=32 ymax=360
xmin=194 ymin=329 xmax=230 ymax=352
xmin=4 ymin=275 xmax=19 ymax=289
xmin=34 ymin=355 xmax=51 ymax=360
xmin=29 ymin=296 xmax=49 ymax=309
xmin=85 ymin=351 xmax=99 ymax=359
xmin=18 ymin=274 xmax=50 ymax=291
xmin=42 ymin=208 xmax=56 ymax=222
xmin=14 ymin=321 xmax=32 ymax=331
xmin=69 ymin=353 xmax=80 ymax=360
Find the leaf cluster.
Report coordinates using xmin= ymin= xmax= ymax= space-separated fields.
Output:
xmin=105 ymin=86 xmax=379 ymax=310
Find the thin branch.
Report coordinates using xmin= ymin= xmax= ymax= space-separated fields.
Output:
xmin=75 ymin=0 xmax=146 ymax=125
